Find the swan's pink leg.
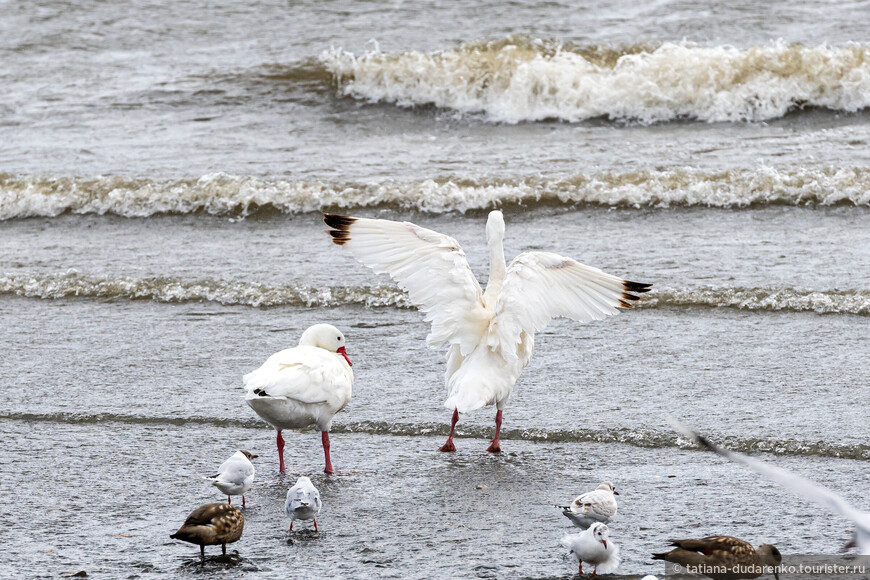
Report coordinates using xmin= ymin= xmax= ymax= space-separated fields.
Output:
xmin=439 ymin=408 xmax=459 ymax=452
xmin=322 ymin=431 xmax=334 ymax=474
xmin=486 ymin=410 xmax=503 ymax=453
xmin=277 ymin=430 xmax=286 ymax=473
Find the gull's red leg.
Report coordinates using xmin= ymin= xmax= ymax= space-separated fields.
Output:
xmin=314 ymin=519 xmax=319 ymax=532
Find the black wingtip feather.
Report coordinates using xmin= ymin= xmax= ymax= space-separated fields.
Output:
xmin=619 ymin=280 xmax=653 ymax=308
xmin=323 ymin=214 xmax=356 ymax=246
xmin=693 ymin=432 xmax=718 ymax=452
xmin=624 ymin=281 xmax=653 ymax=293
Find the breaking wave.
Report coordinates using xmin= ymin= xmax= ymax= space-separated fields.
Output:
xmin=2 ymin=272 xmax=867 ymax=315
xmin=321 ymin=38 xmax=870 ymax=123
xmin=2 ymin=412 xmax=867 ymax=460
xmin=2 ymin=167 xmax=869 ymax=218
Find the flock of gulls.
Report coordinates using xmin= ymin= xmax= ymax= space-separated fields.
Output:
xmin=167 ymin=211 xmax=869 ymax=576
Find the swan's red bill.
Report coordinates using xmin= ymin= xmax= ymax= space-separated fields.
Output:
xmin=337 ymin=346 xmax=352 ymax=366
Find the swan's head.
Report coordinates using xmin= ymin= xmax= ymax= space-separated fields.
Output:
xmin=598 ymin=481 xmax=619 ymax=495
xmin=299 ymin=324 xmax=352 ymax=366
xmin=590 ymin=522 xmax=610 ymax=549
xmin=239 ymin=450 xmax=258 ymax=461
xmin=486 ymin=210 xmax=505 ymax=242
xmin=757 ymin=544 xmax=781 ymax=579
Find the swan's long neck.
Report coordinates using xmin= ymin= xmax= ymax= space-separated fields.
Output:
xmin=482 ymin=213 xmax=506 ymax=308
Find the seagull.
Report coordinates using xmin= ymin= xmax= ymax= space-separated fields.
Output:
xmin=669 ymin=417 xmax=870 ymax=555
xmin=557 ymin=481 xmax=619 ymax=529
xmin=244 ymin=324 xmax=353 ymax=474
xmin=203 ymin=450 xmax=257 ymax=507
xmin=324 ymin=211 xmax=650 ymax=452
xmin=652 ymin=536 xmax=781 ymax=580
xmin=169 ymin=503 xmax=245 ymax=559
xmin=561 ymin=522 xmax=620 ymax=575
xmin=285 ymin=476 xmax=322 ymax=532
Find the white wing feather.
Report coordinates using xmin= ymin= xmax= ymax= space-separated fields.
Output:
xmin=243 ymin=347 xmax=348 ymax=405
xmin=490 ymin=252 xmax=632 ymax=361
xmin=327 ymin=216 xmax=488 ymax=355
xmin=670 ymin=417 xmax=870 ymax=552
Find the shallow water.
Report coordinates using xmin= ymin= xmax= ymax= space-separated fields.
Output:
xmin=2 ymin=0 xmax=869 ymax=578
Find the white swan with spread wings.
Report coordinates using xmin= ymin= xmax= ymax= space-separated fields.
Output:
xmin=324 ymin=211 xmax=650 ymax=452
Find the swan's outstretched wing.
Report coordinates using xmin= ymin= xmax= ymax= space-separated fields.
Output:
xmin=670 ymin=417 xmax=870 ymax=552
xmin=324 ymin=214 xmax=487 ymax=354
xmin=489 ymin=251 xmax=651 ymax=361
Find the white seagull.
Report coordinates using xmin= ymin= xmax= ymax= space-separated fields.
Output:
xmin=561 ymin=522 xmax=621 ymax=575
xmin=557 ymin=481 xmax=619 ymax=529
xmin=203 ymin=449 xmax=258 ymax=508
xmin=244 ymin=324 xmax=354 ymax=474
xmin=670 ymin=417 xmax=870 ymax=555
xmin=285 ymin=476 xmax=322 ymax=532
xmin=324 ymin=211 xmax=650 ymax=452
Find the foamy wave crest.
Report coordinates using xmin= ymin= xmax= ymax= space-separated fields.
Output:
xmin=0 ymin=272 xmax=410 ymax=308
xmin=2 ymin=167 xmax=870 ymax=218
xmin=651 ymin=287 xmax=870 ymax=315
xmin=321 ymin=38 xmax=870 ymax=123
xmin=3 ymin=412 xmax=867 ymax=460
xmin=2 ymin=272 xmax=867 ymax=315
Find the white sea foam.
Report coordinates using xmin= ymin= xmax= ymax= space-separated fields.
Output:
xmin=1 ymin=167 xmax=868 ymax=219
xmin=2 ymin=272 xmax=867 ymax=315
xmin=321 ymin=39 xmax=870 ymax=123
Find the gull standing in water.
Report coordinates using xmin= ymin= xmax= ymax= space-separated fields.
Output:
xmin=670 ymin=417 xmax=870 ymax=555
xmin=557 ymin=481 xmax=619 ymax=529
xmin=203 ymin=450 xmax=257 ymax=507
xmin=244 ymin=324 xmax=353 ymax=474
xmin=562 ymin=522 xmax=621 ymax=575
xmin=285 ymin=476 xmax=322 ymax=531
xmin=324 ymin=211 xmax=650 ymax=452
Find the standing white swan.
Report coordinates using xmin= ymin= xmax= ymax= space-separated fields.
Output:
xmin=324 ymin=211 xmax=650 ymax=453
xmin=244 ymin=324 xmax=353 ymax=474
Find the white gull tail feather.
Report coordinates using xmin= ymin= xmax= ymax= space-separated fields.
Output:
xmin=669 ymin=416 xmax=870 ymax=555
xmin=244 ymin=324 xmax=353 ymax=473
xmin=561 ymin=522 xmax=620 ymax=575
xmin=324 ymin=211 xmax=650 ymax=452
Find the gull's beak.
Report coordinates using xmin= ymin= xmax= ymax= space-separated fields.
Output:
xmin=337 ymin=346 xmax=352 ymax=367
xmin=601 ymin=540 xmax=607 ymax=549
xmin=613 ymin=490 xmax=619 ymax=495
xmin=250 ymin=454 xmax=259 ymax=459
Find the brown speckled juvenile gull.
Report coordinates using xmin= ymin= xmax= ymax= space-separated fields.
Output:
xmin=652 ymin=536 xmax=781 ymax=580
xmin=169 ymin=503 xmax=245 ymax=559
